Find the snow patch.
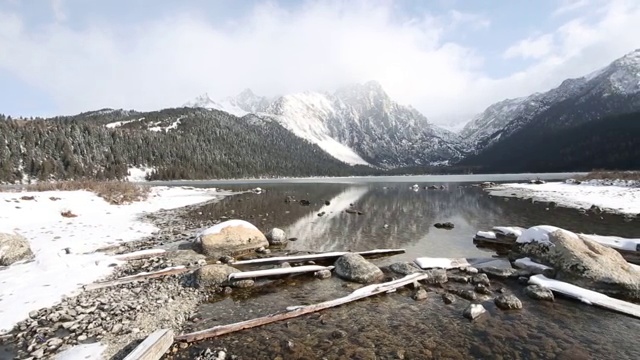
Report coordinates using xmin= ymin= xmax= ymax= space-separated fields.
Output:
xmin=492 ymin=226 xmax=524 ymax=238
xmin=0 ymin=186 xmax=228 ymax=333
xmin=579 ymin=234 xmax=640 ymax=252
xmin=414 ymin=257 xmax=470 ymax=269
xmin=199 ymin=219 xmax=259 ymax=237
xmin=127 ymin=166 xmax=155 ymax=182
xmin=513 ymin=257 xmax=552 ymax=272
xmin=515 ymin=226 xmax=561 ymax=245
xmin=476 ymin=231 xmax=496 ymax=239
xmin=55 ymin=342 xmax=106 ymax=359
xmin=105 ymin=117 xmax=145 ymax=129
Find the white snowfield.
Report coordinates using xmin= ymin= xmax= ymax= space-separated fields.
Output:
xmin=0 ymin=186 xmax=228 ymax=335
xmin=488 ymin=181 xmax=640 ymax=215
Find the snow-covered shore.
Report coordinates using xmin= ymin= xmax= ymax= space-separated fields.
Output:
xmin=0 ymin=186 xmax=229 ymax=334
xmin=488 ymin=180 xmax=640 ymax=215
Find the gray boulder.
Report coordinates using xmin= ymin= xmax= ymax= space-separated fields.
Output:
xmin=479 ymin=267 xmax=518 ymax=278
xmin=524 ymin=285 xmax=555 ymax=301
xmin=194 ymin=264 xmax=241 ymax=288
xmin=514 ymin=228 xmax=640 ymax=301
xmin=0 ymin=230 xmax=34 ymax=266
xmin=389 ymin=262 xmax=421 ymax=275
xmin=197 ymin=220 xmax=269 ymax=257
xmin=423 ymin=269 xmax=448 ymax=284
xmin=463 ymin=304 xmax=486 ymax=320
xmin=334 ymin=253 xmax=384 ymax=284
xmin=266 ymin=228 xmax=287 ymax=246
xmin=494 ymin=294 xmax=523 ymax=310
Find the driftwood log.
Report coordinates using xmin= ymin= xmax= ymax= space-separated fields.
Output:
xmin=175 ymin=272 xmax=431 ymax=343
xmin=228 ymin=265 xmax=334 ymax=280
xmin=83 ymin=266 xmax=190 ymax=291
xmin=123 ymin=329 xmax=174 ymax=360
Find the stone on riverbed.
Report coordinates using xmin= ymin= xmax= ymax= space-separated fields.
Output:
xmin=479 ymin=267 xmax=518 ymax=278
xmin=389 ymin=262 xmax=421 ymax=275
xmin=524 ymin=285 xmax=555 ymax=301
xmin=266 ymin=228 xmax=287 ymax=245
xmin=334 ymin=253 xmax=384 ymax=284
xmin=471 ymin=273 xmax=490 ymax=286
xmin=463 ymin=304 xmax=486 ymax=320
xmin=494 ymin=294 xmax=523 ymax=310
xmin=442 ymin=293 xmax=456 ymax=304
xmin=413 ymin=288 xmax=428 ymax=301
xmin=197 ymin=220 xmax=269 ymax=257
xmin=423 ymin=269 xmax=448 ymax=284
xmin=194 ymin=264 xmax=241 ymax=288
xmin=0 ymin=230 xmax=34 ymax=266
xmin=514 ymin=227 xmax=640 ymax=301
xmin=314 ymin=269 xmax=332 ymax=279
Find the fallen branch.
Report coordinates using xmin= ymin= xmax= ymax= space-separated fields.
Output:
xmin=175 ymin=272 xmax=429 ymax=343
xmin=529 ymin=275 xmax=640 ymax=319
xmin=83 ymin=266 xmax=189 ymax=291
xmin=229 ymin=265 xmax=334 ymax=280
xmin=114 ymin=249 xmax=166 ymax=261
xmin=231 ymin=248 xmax=405 ymax=266
xmin=123 ymin=329 xmax=174 ymax=360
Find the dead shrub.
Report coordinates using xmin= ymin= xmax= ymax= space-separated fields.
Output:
xmin=25 ymin=180 xmax=150 ymax=205
xmin=61 ymin=210 xmax=77 ymax=218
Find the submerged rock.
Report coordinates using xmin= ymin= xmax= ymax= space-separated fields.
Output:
xmin=197 ymin=220 xmax=268 ymax=257
xmin=389 ymin=262 xmax=421 ymax=275
xmin=471 ymin=273 xmax=491 ymax=286
xmin=413 ymin=288 xmax=428 ymax=301
xmin=194 ymin=264 xmax=241 ymax=288
xmin=334 ymin=253 xmax=384 ymax=284
xmin=494 ymin=294 xmax=523 ymax=310
xmin=463 ymin=304 xmax=486 ymax=320
xmin=474 ymin=284 xmax=492 ymax=295
xmin=442 ymin=293 xmax=456 ymax=304
xmin=434 ymin=222 xmax=455 ymax=230
xmin=314 ymin=269 xmax=332 ymax=279
xmin=514 ymin=228 xmax=640 ymax=301
xmin=0 ymin=230 xmax=34 ymax=266
xmin=423 ymin=269 xmax=448 ymax=284
xmin=524 ymin=285 xmax=555 ymax=301
xmin=266 ymin=228 xmax=287 ymax=245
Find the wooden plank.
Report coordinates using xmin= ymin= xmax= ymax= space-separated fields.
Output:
xmin=83 ymin=266 xmax=190 ymax=291
xmin=114 ymin=249 xmax=166 ymax=261
xmin=231 ymin=248 xmax=405 ymax=266
xmin=175 ymin=272 xmax=430 ymax=343
xmin=123 ymin=329 xmax=174 ymax=360
xmin=529 ymin=275 xmax=640 ymax=319
xmin=229 ymin=265 xmax=333 ymax=280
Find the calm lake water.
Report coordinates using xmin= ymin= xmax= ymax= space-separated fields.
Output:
xmin=165 ymin=174 xmax=640 ymax=360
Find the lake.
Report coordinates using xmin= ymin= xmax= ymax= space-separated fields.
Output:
xmin=167 ymin=174 xmax=640 ymax=360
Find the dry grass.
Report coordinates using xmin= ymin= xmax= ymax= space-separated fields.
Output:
xmin=24 ymin=180 xmax=150 ymax=205
xmin=577 ymin=170 xmax=640 ymax=181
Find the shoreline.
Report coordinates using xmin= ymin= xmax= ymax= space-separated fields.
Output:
xmin=487 ymin=180 xmax=640 ymax=216
xmin=0 ymin=185 xmax=235 ymax=359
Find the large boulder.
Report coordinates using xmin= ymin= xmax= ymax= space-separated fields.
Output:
xmin=194 ymin=264 xmax=240 ymax=288
xmin=334 ymin=253 xmax=384 ymax=284
xmin=0 ymin=230 xmax=34 ymax=266
xmin=197 ymin=220 xmax=268 ymax=257
xmin=514 ymin=227 xmax=640 ymax=301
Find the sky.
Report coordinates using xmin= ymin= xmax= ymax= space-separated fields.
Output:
xmin=0 ymin=0 xmax=639 ymax=124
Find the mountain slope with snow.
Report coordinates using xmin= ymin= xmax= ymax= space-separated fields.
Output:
xmin=187 ymin=82 xmax=469 ymax=167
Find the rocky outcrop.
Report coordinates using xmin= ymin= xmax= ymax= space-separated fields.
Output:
xmin=334 ymin=253 xmax=384 ymax=284
xmin=0 ymin=230 xmax=34 ymax=266
xmin=197 ymin=220 xmax=268 ymax=257
xmin=194 ymin=264 xmax=241 ymax=288
xmin=514 ymin=228 xmax=640 ymax=301
xmin=266 ymin=228 xmax=287 ymax=246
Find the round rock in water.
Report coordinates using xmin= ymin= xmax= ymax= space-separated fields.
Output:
xmin=266 ymin=228 xmax=287 ymax=245
xmin=494 ymin=294 xmax=523 ymax=310
xmin=389 ymin=262 xmax=421 ymax=275
xmin=314 ymin=269 xmax=332 ymax=279
xmin=524 ymin=285 xmax=555 ymax=301
xmin=413 ymin=288 xmax=428 ymax=301
xmin=463 ymin=304 xmax=486 ymax=320
xmin=442 ymin=293 xmax=456 ymax=304
xmin=194 ymin=264 xmax=241 ymax=288
xmin=197 ymin=220 xmax=268 ymax=257
xmin=334 ymin=253 xmax=384 ymax=284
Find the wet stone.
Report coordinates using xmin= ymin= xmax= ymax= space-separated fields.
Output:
xmin=442 ymin=293 xmax=456 ymax=304
xmin=494 ymin=294 xmax=523 ymax=310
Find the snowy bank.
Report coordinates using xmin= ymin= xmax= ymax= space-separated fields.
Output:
xmin=0 ymin=186 xmax=228 ymax=333
xmin=488 ymin=182 xmax=640 ymax=215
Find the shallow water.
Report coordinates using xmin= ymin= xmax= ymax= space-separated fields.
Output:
xmin=168 ymin=178 xmax=640 ymax=360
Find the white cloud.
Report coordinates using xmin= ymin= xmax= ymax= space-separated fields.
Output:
xmin=0 ymin=0 xmax=639 ymax=123
xmin=503 ymin=34 xmax=554 ymax=60
xmin=50 ymin=0 xmax=66 ymax=22
xmin=553 ymin=0 xmax=590 ymax=16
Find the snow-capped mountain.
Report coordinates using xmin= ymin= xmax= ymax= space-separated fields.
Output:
xmin=462 ymin=48 xmax=640 ymax=151
xmin=187 ymin=81 xmax=468 ymax=167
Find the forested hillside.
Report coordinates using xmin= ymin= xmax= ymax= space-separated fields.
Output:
xmin=0 ymin=109 xmax=375 ymax=183
xmin=461 ymin=111 xmax=640 ymax=172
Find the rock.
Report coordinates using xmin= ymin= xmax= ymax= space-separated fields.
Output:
xmin=474 ymin=284 xmax=492 ymax=295
xmin=453 ymin=289 xmax=477 ymax=301
xmin=334 ymin=253 xmax=384 ymax=284
xmin=314 ymin=269 xmax=332 ymax=279
xmin=524 ymin=285 xmax=555 ymax=301
xmin=433 ymin=222 xmax=455 ymax=230
xmin=517 ymin=276 xmax=530 ymax=285
xmin=29 ymin=310 xmax=39 ymax=319
xmin=442 ymin=293 xmax=455 ymax=304
xmin=194 ymin=265 xmax=241 ymax=287
xmin=514 ymin=228 xmax=640 ymax=301
xmin=471 ymin=273 xmax=490 ymax=286
xmin=166 ymin=249 xmax=206 ymax=266
xmin=197 ymin=220 xmax=269 ymax=257
xmin=423 ymin=269 xmax=448 ymax=284
xmin=284 ymin=195 xmax=295 ymax=203
xmin=77 ymin=335 xmax=87 ymax=341
xmin=331 ymin=330 xmax=347 ymax=339
xmin=111 ymin=323 xmax=123 ymax=334
xmin=412 ymin=288 xmax=428 ymax=301
xmin=463 ymin=304 xmax=486 ymax=320
xmin=31 ymin=348 xmax=45 ymax=359
xmin=0 ymin=230 xmax=34 ymax=266
xmin=389 ymin=262 xmax=421 ymax=275
xmin=479 ymin=267 xmax=518 ymax=278
xmin=299 ymin=200 xmax=311 ymax=206
xmin=324 ymin=200 xmax=331 ymax=206
xmin=219 ymin=255 xmax=234 ymax=264
xmin=266 ymin=228 xmax=287 ymax=245
xmin=280 ymin=262 xmax=291 ymax=268
xmin=231 ymin=279 xmax=254 ymax=288
xmin=494 ymin=294 xmax=523 ymax=310
xmin=448 ymin=275 xmax=470 ymax=283
xmin=462 ymin=266 xmax=479 ymax=274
